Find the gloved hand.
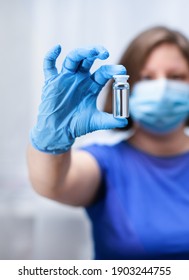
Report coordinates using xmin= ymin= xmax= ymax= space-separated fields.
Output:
xmin=30 ymin=44 xmax=128 ymax=154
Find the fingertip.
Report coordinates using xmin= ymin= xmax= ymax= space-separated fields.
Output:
xmin=43 ymin=45 xmax=62 ymax=78
xmin=116 ymin=118 xmax=128 ymax=127
xmin=116 ymin=65 xmax=127 ymax=74
xmin=89 ymin=45 xmax=109 ymax=60
xmin=111 ymin=114 xmax=128 ymax=128
xmin=51 ymin=44 xmax=62 ymax=57
xmin=88 ymin=49 xmax=99 ymax=57
xmin=54 ymin=44 xmax=61 ymax=54
xmin=104 ymin=51 xmax=109 ymax=58
xmin=98 ymin=51 xmax=109 ymax=60
xmin=45 ymin=45 xmax=61 ymax=60
xmin=100 ymin=113 xmax=128 ymax=130
xmin=91 ymin=64 xmax=127 ymax=86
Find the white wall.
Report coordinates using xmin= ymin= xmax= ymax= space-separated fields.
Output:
xmin=1 ymin=0 xmax=189 ymax=259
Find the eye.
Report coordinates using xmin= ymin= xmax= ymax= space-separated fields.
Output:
xmin=168 ymin=74 xmax=186 ymax=81
xmin=139 ymin=74 xmax=153 ymax=81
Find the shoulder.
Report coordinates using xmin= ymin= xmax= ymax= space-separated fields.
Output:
xmin=79 ymin=140 xmax=135 ymax=171
xmin=80 ymin=141 xmax=128 ymax=157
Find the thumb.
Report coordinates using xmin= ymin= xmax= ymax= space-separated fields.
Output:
xmin=93 ymin=112 xmax=128 ymax=131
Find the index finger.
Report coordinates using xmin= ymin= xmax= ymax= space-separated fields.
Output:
xmin=91 ymin=65 xmax=127 ymax=86
xmin=62 ymin=46 xmax=108 ymax=72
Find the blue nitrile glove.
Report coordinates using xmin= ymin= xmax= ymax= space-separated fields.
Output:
xmin=30 ymin=45 xmax=128 ymax=154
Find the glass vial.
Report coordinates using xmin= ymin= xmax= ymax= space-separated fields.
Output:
xmin=112 ymin=75 xmax=130 ymax=118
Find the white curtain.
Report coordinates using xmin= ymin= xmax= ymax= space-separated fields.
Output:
xmin=1 ymin=0 xmax=189 ymax=259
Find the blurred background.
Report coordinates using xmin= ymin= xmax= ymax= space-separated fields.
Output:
xmin=1 ymin=0 xmax=189 ymax=259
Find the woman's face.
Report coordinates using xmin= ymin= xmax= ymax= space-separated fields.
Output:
xmin=140 ymin=43 xmax=189 ymax=82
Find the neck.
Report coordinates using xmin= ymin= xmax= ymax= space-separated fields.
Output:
xmin=128 ymin=124 xmax=189 ymax=156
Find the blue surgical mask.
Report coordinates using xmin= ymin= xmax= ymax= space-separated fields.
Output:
xmin=130 ymin=79 xmax=189 ymax=134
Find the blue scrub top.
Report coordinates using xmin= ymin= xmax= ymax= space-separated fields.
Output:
xmin=81 ymin=141 xmax=189 ymax=259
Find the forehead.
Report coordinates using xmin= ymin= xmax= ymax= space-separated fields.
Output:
xmin=143 ymin=43 xmax=189 ymax=70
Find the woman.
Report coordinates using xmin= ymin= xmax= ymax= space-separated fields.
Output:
xmin=28 ymin=26 xmax=189 ymax=259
